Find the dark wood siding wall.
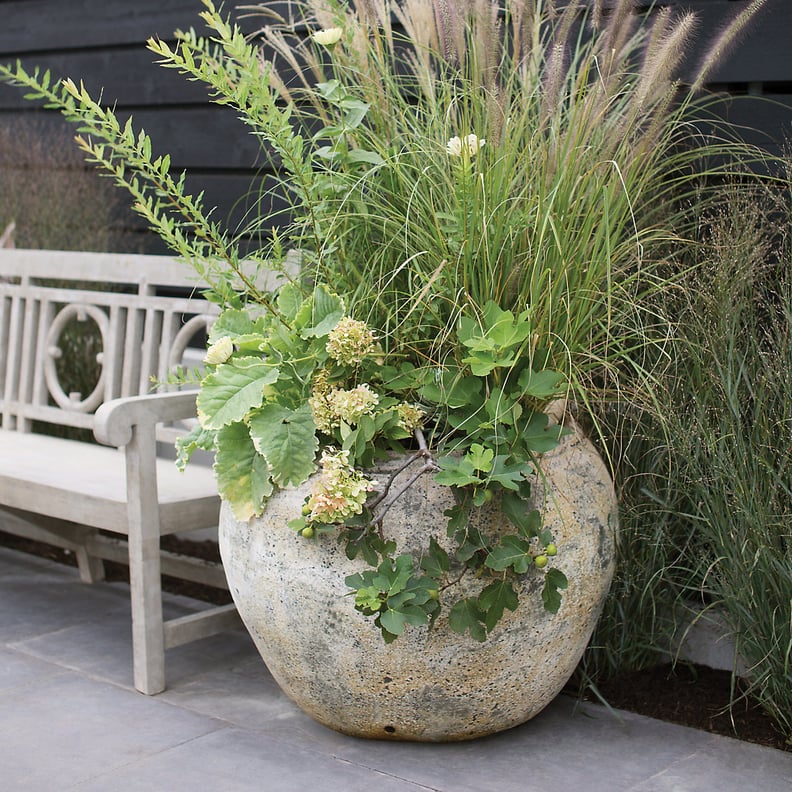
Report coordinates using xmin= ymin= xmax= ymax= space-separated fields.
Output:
xmin=0 ymin=0 xmax=271 ymax=251
xmin=685 ymin=0 xmax=792 ymax=153
xmin=0 ymin=0 xmax=790 ymax=252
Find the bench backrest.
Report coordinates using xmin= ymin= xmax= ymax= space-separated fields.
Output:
xmin=0 ymin=249 xmax=218 ymax=434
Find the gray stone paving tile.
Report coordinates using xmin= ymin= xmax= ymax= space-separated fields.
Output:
xmin=303 ymin=698 xmax=728 ymax=792
xmin=14 ymin=604 xmax=253 ymax=690
xmin=159 ymin=652 xmax=311 ymax=732
xmin=0 ymin=569 xmax=131 ymax=644
xmin=158 ymin=649 xmax=374 ymax=755
xmin=0 ymin=644 xmax=64 ymax=692
xmin=0 ymin=671 xmax=225 ymax=791
xmin=69 ymin=726 xmax=437 ymax=792
xmin=627 ymin=732 xmax=792 ymax=792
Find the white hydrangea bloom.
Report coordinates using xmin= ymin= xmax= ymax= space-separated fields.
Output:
xmin=312 ymin=27 xmax=343 ymax=46
xmin=204 ymin=336 xmax=233 ymax=365
xmin=326 ymin=316 xmax=376 ymax=365
xmin=330 ymin=384 xmax=379 ymax=425
xmin=306 ymin=449 xmax=377 ymax=524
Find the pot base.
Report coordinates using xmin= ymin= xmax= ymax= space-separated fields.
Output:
xmin=219 ymin=426 xmax=617 ymax=741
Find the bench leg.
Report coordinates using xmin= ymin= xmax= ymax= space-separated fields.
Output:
xmin=0 ymin=509 xmax=107 ymax=583
xmin=74 ymin=546 xmax=106 ymax=583
xmin=128 ymin=526 xmax=165 ymax=695
xmin=124 ymin=428 xmax=166 ymax=695
xmin=73 ymin=529 xmax=106 ymax=583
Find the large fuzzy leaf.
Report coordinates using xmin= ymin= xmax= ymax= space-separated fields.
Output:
xmin=248 ymin=403 xmax=318 ymax=487
xmin=296 ymin=285 xmax=344 ymax=338
xmin=197 ymin=356 xmax=279 ymax=430
xmin=214 ymin=422 xmax=273 ymax=520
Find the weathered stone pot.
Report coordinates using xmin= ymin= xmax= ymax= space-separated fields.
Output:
xmin=218 ymin=422 xmax=617 ymax=742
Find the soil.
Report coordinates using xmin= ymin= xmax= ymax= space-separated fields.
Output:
xmin=1 ymin=530 xmax=789 ymax=753
xmin=582 ymin=665 xmax=790 ymax=753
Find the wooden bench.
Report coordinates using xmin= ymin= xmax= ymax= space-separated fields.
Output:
xmin=0 ymin=248 xmax=248 ymax=694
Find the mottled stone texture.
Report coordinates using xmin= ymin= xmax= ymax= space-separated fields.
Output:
xmin=219 ymin=423 xmax=617 ymax=742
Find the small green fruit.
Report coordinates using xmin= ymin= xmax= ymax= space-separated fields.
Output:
xmin=301 ymin=525 xmax=315 ymax=539
xmin=428 ymin=589 xmax=439 ymax=601
xmin=301 ymin=504 xmax=312 ymax=516
xmin=534 ymin=554 xmax=548 ymax=569
xmin=545 ymin=543 xmax=558 ymax=557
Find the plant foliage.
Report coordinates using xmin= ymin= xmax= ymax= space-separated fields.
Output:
xmin=0 ymin=0 xmax=773 ymax=647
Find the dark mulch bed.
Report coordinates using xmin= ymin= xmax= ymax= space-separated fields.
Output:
xmin=1 ymin=530 xmax=788 ymax=752
xmin=585 ymin=664 xmax=790 ymax=753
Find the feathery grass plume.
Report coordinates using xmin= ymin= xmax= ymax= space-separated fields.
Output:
xmin=539 ymin=41 xmax=566 ymax=127
xmin=635 ymin=11 xmax=697 ymax=108
xmin=693 ymin=0 xmax=769 ymax=92
xmin=432 ymin=0 xmax=464 ymax=63
xmin=240 ymin=0 xmax=769 ymax=394
xmin=595 ymin=0 xmax=640 ymax=78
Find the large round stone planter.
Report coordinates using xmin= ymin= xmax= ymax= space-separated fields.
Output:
xmin=218 ymin=423 xmax=617 ymax=742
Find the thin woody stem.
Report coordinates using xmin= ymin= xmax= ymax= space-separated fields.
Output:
xmin=371 ymin=461 xmax=438 ymax=529
xmin=365 ymin=449 xmax=426 ymax=511
xmin=366 ymin=428 xmax=439 ymax=528
xmin=440 ymin=567 xmax=470 ymax=592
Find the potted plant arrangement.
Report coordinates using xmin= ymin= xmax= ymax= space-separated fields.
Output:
xmin=0 ymin=0 xmax=766 ymax=740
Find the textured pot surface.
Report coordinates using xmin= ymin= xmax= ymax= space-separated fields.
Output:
xmin=219 ymin=424 xmax=617 ymax=741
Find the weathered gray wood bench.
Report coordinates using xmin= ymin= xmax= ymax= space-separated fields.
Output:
xmin=0 ymin=248 xmax=245 ymax=694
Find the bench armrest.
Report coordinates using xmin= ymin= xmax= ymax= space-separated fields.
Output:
xmin=94 ymin=390 xmax=200 ymax=448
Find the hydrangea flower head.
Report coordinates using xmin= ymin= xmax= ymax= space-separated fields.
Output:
xmin=326 ymin=317 xmax=376 ymax=365
xmin=309 ymin=379 xmax=379 ymax=431
xmin=396 ymin=402 xmax=424 ymax=433
xmin=306 ymin=449 xmax=376 ymax=524
xmin=331 ymin=384 xmax=379 ymax=425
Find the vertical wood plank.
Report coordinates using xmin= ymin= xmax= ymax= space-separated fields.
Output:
xmin=31 ymin=295 xmax=54 ymax=419
xmin=122 ymin=306 xmax=144 ymax=398
xmin=0 ymin=292 xmax=22 ymax=429
xmin=0 ymin=293 xmax=10 ymax=409
xmin=103 ymin=303 xmax=124 ymax=402
xmin=139 ymin=307 xmax=163 ymax=396
xmin=17 ymin=290 xmax=40 ymax=432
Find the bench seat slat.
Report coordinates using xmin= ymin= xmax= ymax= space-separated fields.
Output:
xmin=0 ymin=432 xmax=219 ymax=534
